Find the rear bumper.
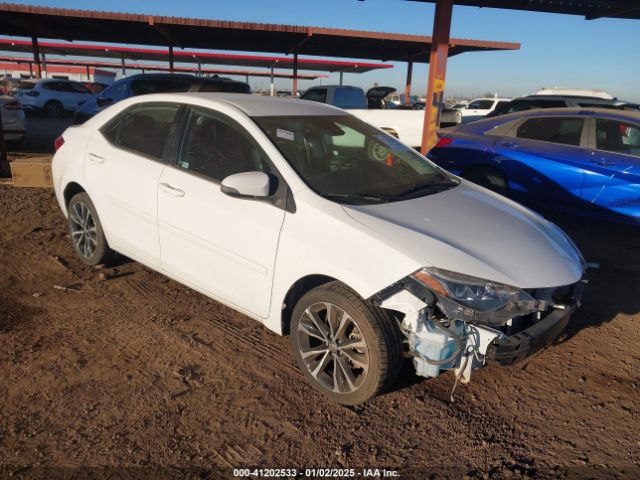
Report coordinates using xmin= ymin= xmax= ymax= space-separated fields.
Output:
xmin=2 ymin=129 xmax=26 ymax=140
xmin=485 ymin=303 xmax=577 ymax=366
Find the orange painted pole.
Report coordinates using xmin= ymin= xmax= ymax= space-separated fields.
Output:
xmin=420 ymin=0 xmax=453 ymax=155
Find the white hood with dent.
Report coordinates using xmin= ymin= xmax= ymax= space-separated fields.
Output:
xmin=342 ymin=181 xmax=584 ymax=289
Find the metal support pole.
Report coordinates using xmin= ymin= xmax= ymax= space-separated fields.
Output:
xmin=28 ymin=62 xmax=33 ymax=78
xmin=405 ymin=59 xmax=413 ymax=106
xmin=270 ymin=66 xmax=275 ymax=97
xmin=245 ymin=74 xmax=249 ymax=84
xmin=121 ymin=55 xmax=126 ymax=77
xmin=41 ymin=52 xmax=47 ymax=78
xmin=197 ymin=61 xmax=202 ymax=77
xmin=168 ymin=44 xmax=174 ymax=74
xmin=292 ymin=53 xmax=298 ymax=97
xmin=86 ymin=65 xmax=91 ymax=80
xmin=339 ymin=71 xmax=344 ymax=86
xmin=31 ymin=35 xmax=42 ymax=79
xmin=0 ymin=121 xmax=9 ymax=178
xmin=421 ymin=0 xmax=453 ymax=155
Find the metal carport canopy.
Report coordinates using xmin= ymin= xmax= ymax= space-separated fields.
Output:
xmin=405 ymin=1 xmax=640 ymax=20
xmin=0 ymin=3 xmax=519 ymax=62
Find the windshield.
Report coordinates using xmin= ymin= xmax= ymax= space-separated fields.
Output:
xmin=254 ymin=115 xmax=457 ymax=204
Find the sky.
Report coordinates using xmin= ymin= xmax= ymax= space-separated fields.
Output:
xmin=7 ymin=0 xmax=640 ymax=102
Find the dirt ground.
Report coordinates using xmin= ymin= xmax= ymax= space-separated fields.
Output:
xmin=0 ymin=183 xmax=638 ymax=480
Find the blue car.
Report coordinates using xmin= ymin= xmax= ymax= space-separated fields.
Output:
xmin=428 ymin=108 xmax=640 ymax=225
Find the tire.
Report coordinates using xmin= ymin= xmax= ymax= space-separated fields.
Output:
xmin=290 ymin=281 xmax=403 ymax=405
xmin=463 ymin=166 xmax=509 ymax=196
xmin=44 ymin=100 xmax=63 ymax=118
xmin=67 ymin=192 xmax=114 ymax=266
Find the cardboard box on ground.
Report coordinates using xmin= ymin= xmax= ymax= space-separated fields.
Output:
xmin=10 ymin=156 xmax=53 ymax=187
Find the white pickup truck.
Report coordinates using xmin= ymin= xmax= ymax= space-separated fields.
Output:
xmin=301 ymin=85 xmax=461 ymax=148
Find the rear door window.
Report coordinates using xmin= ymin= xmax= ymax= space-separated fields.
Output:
xmin=102 ymin=103 xmax=182 ymax=160
xmin=596 ymin=119 xmax=640 ymax=157
xmin=516 ymin=117 xmax=584 ymax=146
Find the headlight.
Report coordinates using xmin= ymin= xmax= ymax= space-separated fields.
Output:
xmin=411 ymin=267 xmax=534 ymax=312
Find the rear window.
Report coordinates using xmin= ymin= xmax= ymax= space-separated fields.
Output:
xmin=516 ymin=117 xmax=584 ymax=146
xmin=506 ymin=99 xmax=567 ymax=113
xmin=102 ymin=103 xmax=181 ymax=160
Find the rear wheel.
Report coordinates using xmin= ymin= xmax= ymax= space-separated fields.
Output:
xmin=67 ymin=192 xmax=114 ymax=266
xmin=463 ymin=166 xmax=509 ymax=196
xmin=44 ymin=100 xmax=63 ymax=118
xmin=290 ymin=282 xmax=403 ymax=404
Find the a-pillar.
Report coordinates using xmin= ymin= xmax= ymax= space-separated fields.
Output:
xmin=420 ymin=0 xmax=453 ymax=155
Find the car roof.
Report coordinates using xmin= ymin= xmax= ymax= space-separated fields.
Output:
xmin=505 ymin=107 xmax=640 ymax=121
xmin=129 ymin=92 xmax=349 ymax=117
xmin=517 ymin=94 xmax=629 ymax=104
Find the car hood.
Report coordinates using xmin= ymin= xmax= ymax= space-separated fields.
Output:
xmin=342 ymin=181 xmax=584 ymax=288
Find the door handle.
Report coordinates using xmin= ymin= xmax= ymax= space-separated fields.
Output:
xmin=500 ymin=141 xmax=518 ymax=148
xmin=88 ymin=152 xmax=105 ymax=164
xmin=590 ymin=158 xmax=615 ymax=167
xmin=160 ymin=182 xmax=185 ymax=197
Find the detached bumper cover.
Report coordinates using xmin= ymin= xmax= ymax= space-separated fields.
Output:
xmin=485 ymin=303 xmax=577 ymax=366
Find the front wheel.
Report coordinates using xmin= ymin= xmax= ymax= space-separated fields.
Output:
xmin=290 ymin=282 xmax=403 ymax=404
xmin=44 ymin=100 xmax=63 ymax=118
xmin=67 ymin=192 xmax=114 ymax=266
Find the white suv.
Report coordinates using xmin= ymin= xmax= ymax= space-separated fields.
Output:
xmin=17 ymin=79 xmax=94 ymax=118
xmin=52 ymin=93 xmax=585 ymax=404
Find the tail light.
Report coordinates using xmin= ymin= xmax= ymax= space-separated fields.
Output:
xmin=3 ymin=100 xmax=22 ymax=110
xmin=54 ymin=136 xmax=65 ymax=151
xmin=25 ymin=91 xmax=40 ymax=97
xmin=434 ymin=137 xmax=454 ymax=148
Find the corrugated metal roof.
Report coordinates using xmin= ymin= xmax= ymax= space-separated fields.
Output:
xmin=0 ymin=3 xmax=520 ymax=63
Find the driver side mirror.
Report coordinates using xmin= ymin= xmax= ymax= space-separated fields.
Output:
xmin=97 ymin=96 xmax=113 ymax=107
xmin=220 ymin=171 xmax=270 ymax=198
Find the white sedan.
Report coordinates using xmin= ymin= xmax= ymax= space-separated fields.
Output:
xmin=52 ymin=93 xmax=585 ymax=404
xmin=0 ymin=95 xmax=26 ymax=143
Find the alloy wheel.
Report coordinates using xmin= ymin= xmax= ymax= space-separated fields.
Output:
xmin=69 ymin=201 xmax=97 ymax=259
xmin=296 ymin=302 xmax=370 ymax=394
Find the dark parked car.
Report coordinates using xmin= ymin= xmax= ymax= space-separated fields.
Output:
xmin=73 ymin=74 xmax=250 ymax=124
xmin=487 ymin=94 xmax=640 ymax=118
xmin=428 ymin=108 xmax=640 ymax=225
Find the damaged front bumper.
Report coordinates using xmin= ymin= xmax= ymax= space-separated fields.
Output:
xmin=485 ymin=302 xmax=577 ymax=366
xmin=373 ymin=277 xmax=583 ymax=385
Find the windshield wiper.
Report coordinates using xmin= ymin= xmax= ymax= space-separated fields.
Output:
xmin=321 ymin=192 xmax=393 ymax=204
xmin=394 ymin=178 xmax=460 ymax=199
